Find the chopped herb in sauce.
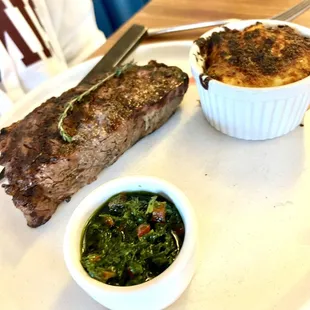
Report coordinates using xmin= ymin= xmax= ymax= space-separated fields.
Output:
xmin=81 ymin=192 xmax=185 ymax=286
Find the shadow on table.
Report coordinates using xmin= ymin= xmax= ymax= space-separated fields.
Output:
xmin=268 ymin=270 xmax=310 ymax=310
xmin=0 ymin=195 xmax=42 ymax=266
xmin=163 ymin=101 xmax=306 ymax=193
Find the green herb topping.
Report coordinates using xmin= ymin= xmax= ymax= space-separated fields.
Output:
xmin=81 ymin=192 xmax=185 ymax=286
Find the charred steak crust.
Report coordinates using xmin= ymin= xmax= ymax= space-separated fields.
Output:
xmin=0 ymin=61 xmax=189 ymax=227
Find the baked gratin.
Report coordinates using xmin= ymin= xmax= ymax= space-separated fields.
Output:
xmin=196 ymin=22 xmax=310 ymax=87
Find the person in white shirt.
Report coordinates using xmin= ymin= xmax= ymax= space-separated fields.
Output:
xmin=0 ymin=0 xmax=106 ymax=114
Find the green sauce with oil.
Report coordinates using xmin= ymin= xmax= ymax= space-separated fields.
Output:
xmin=81 ymin=192 xmax=185 ymax=286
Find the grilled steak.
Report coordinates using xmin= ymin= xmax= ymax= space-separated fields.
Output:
xmin=0 ymin=61 xmax=188 ymax=227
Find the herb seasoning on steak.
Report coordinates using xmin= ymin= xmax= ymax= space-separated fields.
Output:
xmin=0 ymin=61 xmax=189 ymax=227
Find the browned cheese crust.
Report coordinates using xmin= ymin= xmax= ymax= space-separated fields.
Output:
xmin=196 ymin=22 xmax=310 ymax=87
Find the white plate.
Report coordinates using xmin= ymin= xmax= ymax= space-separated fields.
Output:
xmin=1 ymin=41 xmax=310 ymax=310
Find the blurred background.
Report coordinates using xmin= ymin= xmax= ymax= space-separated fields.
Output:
xmin=93 ymin=0 xmax=150 ymax=37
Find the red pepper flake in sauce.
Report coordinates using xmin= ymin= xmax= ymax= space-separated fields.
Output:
xmin=137 ymin=223 xmax=151 ymax=237
xmin=152 ymin=202 xmax=167 ymax=222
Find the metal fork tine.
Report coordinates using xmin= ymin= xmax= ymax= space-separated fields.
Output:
xmin=273 ymin=0 xmax=308 ymax=19
xmin=278 ymin=2 xmax=310 ymax=21
xmin=273 ymin=0 xmax=308 ymax=21
xmin=272 ymin=0 xmax=310 ymax=21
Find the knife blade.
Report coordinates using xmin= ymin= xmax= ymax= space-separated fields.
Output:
xmin=0 ymin=165 xmax=5 ymax=182
xmin=80 ymin=24 xmax=147 ymax=84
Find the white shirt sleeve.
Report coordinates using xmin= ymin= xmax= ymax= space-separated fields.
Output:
xmin=43 ymin=0 xmax=106 ymax=66
xmin=0 ymin=0 xmax=106 ymax=105
xmin=0 ymin=88 xmax=13 ymax=117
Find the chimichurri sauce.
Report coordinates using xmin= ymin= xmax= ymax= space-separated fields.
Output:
xmin=81 ymin=192 xmax=185 ymax=286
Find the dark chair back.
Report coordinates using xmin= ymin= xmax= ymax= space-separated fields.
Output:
xmin=93 ymin=0 xmax=150 ymax=37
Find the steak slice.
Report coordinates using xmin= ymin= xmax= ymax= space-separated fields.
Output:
xmin=0 ymin=61 xmax=188 ymax=227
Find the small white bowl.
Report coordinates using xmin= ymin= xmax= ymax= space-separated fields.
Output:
xmin=189 ymin=19 xmax=310 ymax=140
xmin=63 ymin=176 xmax=197 ymax=310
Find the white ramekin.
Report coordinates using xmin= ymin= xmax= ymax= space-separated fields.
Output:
xmin=63 ymin=176 xmax=197 ymax=310
xmin=189 ymin=19 xmax=310 ymax=140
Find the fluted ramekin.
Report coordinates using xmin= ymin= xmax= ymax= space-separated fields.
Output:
xmin=190 ymin=19 xmax=310 ymax=140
